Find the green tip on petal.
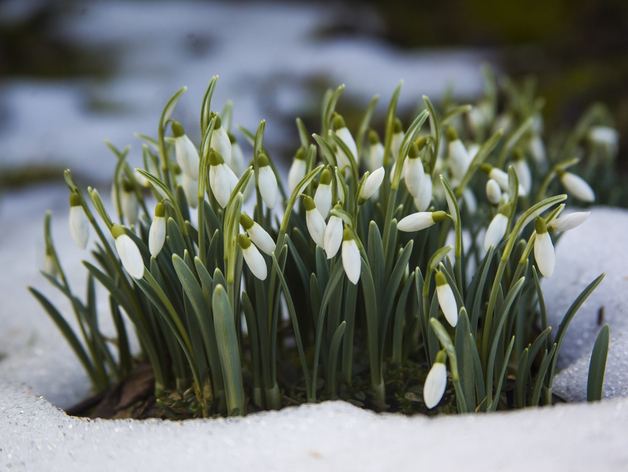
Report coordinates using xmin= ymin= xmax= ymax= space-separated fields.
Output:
xmin=172 ymin=121 xmax=185 ymax=137
xmin=480 ymin=163 xmax=493 ymax=174
xmin=535 ymin=216 xmax=548 ymax=234
xmin=415 ymin=136 xmax=429 ymax=150
xmin=209 ymin=149 xmax=224 ymax=166
xmin=240 ymin=212 xmax=254 ymax=230
xmin=368 ymin=129 xmax=380 ymax=145
xmin=238 ymin=233 xmax=251 ymax=249
xmin=393 ymin=118 xmax=403 ymax=133
xmin=122 ymin=179 xmax=134 ymax=192
xmin=69 ymin=192 xmax=81 ymax=207
xmin=155 ymin=201 xmax=166 ymax=217
xmin=342 ymin=227 xmax=354 ymax=241
xmin=435 ymin=349 xmax=447 ymax=364
xmin=303 ymin=195 xmax=316 ymax=211
xmin=432 ymin=211 xmax=448 ymax=222
xmin=320 ymin=168 xmax=332 ymax=185
xmin=333 ymin=113 xmax=346 ymax=130
xmin=257 ymin=153 xmax=270 ymax=167
xmin=295 ymin=147 xmax=306 ymax=161
xmin=498 ymin=202 xmax=512 ymax=216
xmin=409 ymin=143 xmax=420 ymax=159
xmin=228 ymin=131 xmax=237 ymax=143
xmin=111 ymin=224 xmax=126 ymax=239
xmin=213 ymin=113 xmax=222 ymax=129
xmin=514 ymin=147 xmax=525 ymax=161
xmin=445 ymin=126 xmax=459 ymax=141
xmin=435 ymin=271 xmax=448 ymax=286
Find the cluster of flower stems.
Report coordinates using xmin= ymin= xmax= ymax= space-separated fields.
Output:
xmin=32 ymin=69 xmax=615 ymax=417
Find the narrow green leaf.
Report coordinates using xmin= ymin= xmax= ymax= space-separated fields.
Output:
xmin=588 ymin=324 xmax=610 ymax=402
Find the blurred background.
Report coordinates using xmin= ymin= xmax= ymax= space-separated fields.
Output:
xmin=0 ymin=0 xmax=627 ymax=187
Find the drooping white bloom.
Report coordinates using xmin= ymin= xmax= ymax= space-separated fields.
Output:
xmin=113 ymin=225 xmax=144 ymax=280
xmin=182 ymin=174 xmax=199 ymax=209
xmin=368 ymin=130 xmax=384 ymax=171
xmin=149 ymin=202 xmax=166 ymax=257
xmin=334 ymin=114 xmax=358 ymax=166
xmin=447 ymin=127 xmax=471 ymax=181
xmin=228 ymin=132 xmax=247 ymax=176
xmin=484 ymin=204 xmax=511 ymax=251
xmin=210 ymin=115 xmax=232 ymax=166
xmin=342 ymin=228 xmax=361 ymax=284
xmin=359 ymin=167 xmax=385 ymax=202
xmin=398 ymin=210 xmax=447 ymax=232
xmin=69 ymin=193 xmax=89 ymax=250
xmin=314 ymin=169 xmax=333 ymax=219
xmin=257 ymin=154 xmax=278 ymax=210
xmin=481 ymin=164 xmax=525 ymax=196
xmin=467 ymin=143 xmax=480 ymax=160
xmin=239 ymin=234 xmax=267 ymax=281
xmin=391 ymin=118 xmax=403 ymax=161
xmin=304 ymin=196 xmax=326 ymax=247
xmin=43 ymin=252 xmax=57 ymax=277
xmin=413 ymin=173 xmax=433 ymax=212
xmin=534 ymin=217 xmax=555 ymax=278
xmin=486 ymin=178 xmax=502 ymax=204
xmin=588 ymin=126 xmax=619 ymax=154
xmin=559 ymin=171 xmax=595 ymax=203
xmin=463 ymin=188 xmax=477 ymax=214
xmin=209 ymin=150 xmax=238 ymax=208
xmin=240 ymin=213 xmax=275 ymax=256
xmin=324 ymin=214 xmax=343 ymax=259
xmin=513 ymin=153 xmax=532 ymax=196
xmin=134 ymin=169 xmax=151 ymax=187
xmin=549 ymin=211 xmax=590 ymax=232
xmin=435 ymin=271 xmax=458 ymax=327
xmin=405 ymin=144 xmax=425 ymax=198
xmin=528 ymin=134 xmax=546 ymax=166
xmin=424 ymin=358 xmax=447 ymax=409
xmin=120 ymin=183 xmax=139 ymax=227
xmin=288 ymin=148 xmax=307 ymax=195
xmin=172 ymin=121 xmax=200 ymax=180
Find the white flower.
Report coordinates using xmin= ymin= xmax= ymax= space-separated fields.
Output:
xmin=113 ymin=226 xmax=145 ymax=280
xmin=368 ymin=130 xmax=384 ymax=171
xmin=424 ymin=359 xmax=447 ymax=409
xmin=336 ymin=170 xmax=346 ymax=204
xmin=209 ymin=150 xmax=238 ymax=208
xmin=342 ymin=229 xmax=361 ymax=284
xmin=210 ymin=115 xmax=232 ymax=166
xmin=482 ymin=164 xmax=525 ymax=196
xmin=228 ymin=132 xmax=247 ymax=176
xmin=588 ymin=126 xmax=619 ymax=154
xmin=405 ymin=145 xmax=425 ymax=198
xmin=335 ymin=121 xmax=358 ymax=165
xmin=120 ymin=184 xmax=139 ymax=227
xmin=134 ymin=169 xmax=151 ymax=187
xmin=239 ymin=234 xmax=267 ymax=280
xmin=549 ymin=211 xmax=590 ymax=232
xmin=534 ymin=217 xmax=555 ymax=278
xmin=513 ymin=154 xmax=532 ymax=196
xmin=149 ymin=202 xmax=166 ymax=257
xmin=398 ymin=210 xmax=446 ymax=232
xmin=240 ymin=213 xmax=275 ymax=256
xmin=43 ymin=252 xmax=57 ymax=277
xmin=172 ymin=121 xmax=200 ymax=180
xmin=484 ymin=207 xmax=510 ymax=251
xmin=447 ymin=127 xmax=471 ymax=181
xmin=463 ymin=188 xmax=477 ymax=214
xmin=391 ymin=118 xmax=403 ymax=161
xmin=69 ymin=194 xmax=89 ymax=250
xmin=314 ymin=169 xmax=333 ymax=219
xmin=486 ymin=178 xmax=502 ymax=204
xmin=288 ymin=149 xmax=307 ymax=195
xmin=304 ymin=196 xmax=326 ymax=247
xmin=389 ymin=158 xmax=407 ymax=183
xmin=413 ymin=173 xmax=433 ymax=211
xmin=182 ymin=174 xmax=199 ymax=209
xmin=360 ymin=167 xmax=385 ymax=202
xmin=324 ymin=214 xmax=343 ymax=259
xmin=258 ymin=154 xmax=278 ymax=209
xmin=435 ymin=271 xmax=458 ymax=327
xmin=528 ymin=134 xmax=546 ymax=166
xmin=559 ymin=171 xmax=595 ymax=203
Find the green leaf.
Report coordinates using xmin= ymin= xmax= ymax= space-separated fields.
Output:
xmin=455 ymin=308 xmax=476 ymax=408
xmin=588 ymin=324 xmax=610 ymax=402
xmin=328 ymin=321 xmax=346 ymax=397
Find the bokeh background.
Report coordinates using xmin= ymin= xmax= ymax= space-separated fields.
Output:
xmin=0 ymin=0 xmax=627 ymax=188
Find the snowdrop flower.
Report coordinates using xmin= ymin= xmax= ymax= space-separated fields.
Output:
xmin=172 ymin=121 xmax=200 ymax=180
xmin=181 ymin=174 xmax=199 ymax=209
xmin=549 ymin=211 xmax=590 ymax=232
xmin=134 ymin=169 xmax=151 ymax=187
xmin=43 ymin=249 xmax=57 ymax=278
xmin=435 ymin=271 xmax=458 ymax=327
xmin=333 ymin=114 xmax=357 ymax=168
xmin=239 ymin=234 xmax=267 ymax=281
xmin=304 ymin=196 xmax=326 ymax=247
xmin=391 ymin=118 xmax=403 ymax=161
xmin=112 ymin=224 xmax=144 ymax=280
xmin=481 ymin=164 xmax=525 ymax=196
xmin=210 ymin=114 xmax=232 ymax=166
xmin=342 ymin=228 xmax=361 ymax=284
xmin=484 ymin=203 xmax=511 ymax=251
xmin=486 ymin=178 xmax=502 ymax=205
xmin=389 ymin=158 xmax=407 ymax=183
xmin=447 ymin=127 xmax=471 ymax=181
xmin=468 ymin=104 xmax=488 ymax=134
xmin=413 ymin=171 xmax=433 ymax=212
xmin=257 ymin=154 xmax=278 ymax=210
xmin=209 ymin=150 xmax=238 ymax=208
xmin=467 ymin=143 xmax=480 ymax=160
xmin=314 ymin=169 xmax=333 ymax=218
xmin=240 ymin=213 xmax=275 ymax=256
xmin=405 ymin=143 xmax=424 ymax=198
xmin=494 ymin=113 xmax=513 ymax=135
xmin=463 ymin=188 xmax=477 ymax=214
xmin=513 ymin=151 xmax=532 ymax=196
xmin=288 ymin=148 xmax=307 ymax=196
xmin=336 ymin=170 xmax=346 ymax=205
xmin=324 ymin=211 xmax=343 ymax=259
xmin=398 ymin=210 xmax=447 ymax=232
xmin=424 ymin=350 xmax=448 ymax=409
xmin=588 ymin=126 xmax=619 ymax=154
xmin=359 ymin=167 xmax=385 ymax=203
xmin=558 ymin=170 xmax=595 ymax=203
xmin=120 ymin=180 xmax=139 ymax=227
xmin=228 ymin=132 xmax=247 ymax=176
xmin=69 ymin=193 xmax=89 ymax=250
xmin=149 ymin=202 xmax=166 ymax=257
xmin=368 ymin=130 xmax=384 ymax=170
xmin=527 ymin=134 xmax=546 ymax=166
xmin=534 ymin=217 xmax=555 ymax=278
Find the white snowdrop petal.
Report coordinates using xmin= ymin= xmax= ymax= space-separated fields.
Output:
xmin=360 ymin=167 xmax=385 ymax=200
xmin=175 ymin=135 xmax=200 ymax=180
xmin=484 ymin=213 xmax=508 ymax=252
xmin=43 ymin=254 xmax=57 ymax=277
xmin=534 ymin=232 xmax=555 ymax=278
xmin=259 ymin=166 xmax=278 ymax=209
xmin=436 ymin=283 xmax=458 ymax=327
xmin=149 ymin=216 xmax=166 ymax=257
xmin=248 ymin=223 xmax=276 ymax=256
xmin=182 ymin=174 xmax=199 ymax=209
xmin=561 ymin=172 xmax=595 ymax=203
xmin=514 ymin=160 xmax=532 ymax=196
xmin=314 ymin=184 xmax=332 ymax=219
xmin=306 ymin=209 xmax=327 ymax=247
xmin=69 ymin=206 xmax=89 ymax=250
xmin=324 ymin=216 xmax=343 ymax=259
xmin=115 ymin=234 xmax=145 ymax=279
xmin=424 ymin=363 xmax=447 ymax=409
xmin=463 ymin=188 xmax=477 ymax=214
xmin=528 ymin=135 xmax=546 ymax=165
xmin=210 ymin=164 xmax=232 ymax=208
xmin=405 ymin=158 xmax=425 ymax=198
xmin=121 ymin=191 xmax=139 ymax=227
xmin=337 ymin=127 xmax=358 ymax=162
xmin=211 ymin=127 xmax=232 ymax=165
xmin=588 ymin=126 xmax=619 ymax=150
xmin=243 ymin=244 xmax=267 ymax=280
xmin=397 ymin=212 xmax=435 ymax=232
xmin=342 ymin=239 xmax=361 ymax=284
xmin=369 ymin=142 xmax=384 ymax=170
xmin=550 ymin=211 xmax=590 ymax=232
xmin=288 ymin=159 xmax=307 ymax=195
xmin=486 ymin=179 xmax=502 ymax=204
xmin=413 ymin=175 xmax=433 ymax=211
xmin=449 ymin=140 xmax=471 ymax=181
xmin=229 ymin=142 xmax=246 ymax=176
xmin=391 ymin=132 xmax=403 ymax=161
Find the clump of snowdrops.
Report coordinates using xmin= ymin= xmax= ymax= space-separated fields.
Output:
xmin=32 ymin=70 xmax=615 ymax=418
